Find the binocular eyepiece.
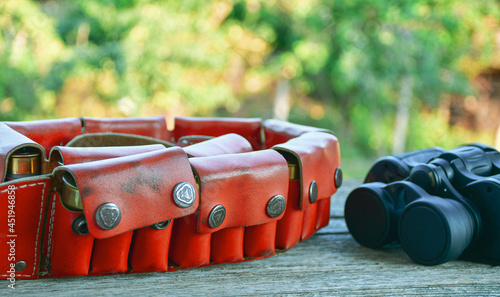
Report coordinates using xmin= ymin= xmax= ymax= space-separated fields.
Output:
xmin=345 ymin=143 xmax=500 ymax=265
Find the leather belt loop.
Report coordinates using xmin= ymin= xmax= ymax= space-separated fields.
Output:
xmin=82 ymin=116 xmax=170 ymax=141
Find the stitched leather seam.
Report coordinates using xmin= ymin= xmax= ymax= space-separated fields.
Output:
xmin=46 ymin=194 xmax=57 ymax=267
xmin=0 ymin=182 xmax=46 ymax=277
xmin=0 ymin=182 xmax=45 ymax=193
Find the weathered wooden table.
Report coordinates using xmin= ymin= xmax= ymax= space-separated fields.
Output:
xmin=3 ymin=179 xmax=499 ymax=296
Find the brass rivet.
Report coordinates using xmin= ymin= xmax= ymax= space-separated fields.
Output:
xmin=267 ymin=195 xmax=286 ymax=218
xmin=208 ymin=205 xmax=226 ymax=228
xmin=309 ymin=180 xmax=318 ymax=203
xmin=95 ymin=203 xmax=121 ymax=230
xmin=173 ymin=182 xmax=196 ymax=208
xmin=15 ymin=261 xmax=27 ymax=271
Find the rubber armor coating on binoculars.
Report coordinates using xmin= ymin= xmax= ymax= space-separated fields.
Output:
xmin=345 ymin=143 xmax=500 ymax=266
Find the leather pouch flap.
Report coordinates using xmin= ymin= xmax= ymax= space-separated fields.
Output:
xmin=5 ymin=118 xmax=81 ymax=158
xmin=54 ymin=147 xmax=198 ymax=239
xmin=272 ymin=132 xmax=341 ymax=209
xmin=51 ymin=144 xmax=166 ymax=165
xmin=173 ymin=116 xmax=262 ymax=150
xmin=0 ymin=176 xmax=51 ymax=279
xmin=83 ymin=116 xmax=169 ymax=140
xmin=183 ymin=134 xmax=253 ymax=157
xmin=0 ymin=123 xmax=46 ymax=182
xmin=263 ymin=119 xmax=333 ymax=148
xmin=190 ymin=150 xmax=289 ymax=234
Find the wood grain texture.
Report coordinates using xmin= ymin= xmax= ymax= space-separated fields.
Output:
xmin=2 ymin=179 xmax=499 ymax=296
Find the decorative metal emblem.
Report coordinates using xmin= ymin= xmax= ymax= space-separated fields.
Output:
xmin=151 ymin=220 xmax=172 ymax=230
xmin=267 ymin=195 xmax=286 ymax=218
xmin=173 ymin=182 xmax=196 ymax=208
xmin=208 ymin=204 xmax=226 ymax=228
xmin=309 ymin=180 xmax=318 ymax=203
xmin=72 ymin=214 xmax=90 ymax=235
xmin=95 ymin=203 xmax=121 ymax=230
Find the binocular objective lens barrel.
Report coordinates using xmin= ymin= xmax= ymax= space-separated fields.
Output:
xmin=399 ymin=198 xmax=474 ymax=265
xmin=344 ymin=184 xmax=394 ymax=248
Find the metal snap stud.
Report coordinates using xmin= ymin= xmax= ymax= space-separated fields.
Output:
xmin=72 ymin=214 xmax=90 ymax=235
xmin=208 ymin=204 xmax=226 ymax=228
xmin=173 ymin=182 xmax=196 ymax=208
xmin=151 ymin=220 xmax=171 ymax=230
xmin=335 ymin=167 xmax=343 ymax=188
xmin=309 ymin=180 xmax=318 ymax=203
xmin=95 ymin=202 xmax=121 ymax=230
xmin=15 ymin=261 xmax=27 ymax=271
xmin=267 ymin=195 xmax=286 ymax=218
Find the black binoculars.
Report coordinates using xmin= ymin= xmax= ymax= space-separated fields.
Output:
xmin=363 ymin=146 xmax=446 ymax=183
xmin=345 ymin=143 xmax=500 ymax=265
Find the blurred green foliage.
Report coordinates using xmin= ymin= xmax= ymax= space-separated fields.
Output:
xmin=0 ymin=0 xmax=499 ymax=176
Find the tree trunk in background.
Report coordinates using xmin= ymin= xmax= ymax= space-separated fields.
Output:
xmin=273 ymin=79 xmax=291 ymax=121
xmin=392 ymin=75 xmax=413 ymax=154
xmin=495 ymin=124 xmax=500 ymax=150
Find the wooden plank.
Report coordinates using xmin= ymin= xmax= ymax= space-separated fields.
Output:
xmin=318 ymin=178 xmax=361 ymax=234
xmin=4 ymin=232 xmax=499 ymax=296
xmin=330 ymin=179 xmax=362 ymax=217
xmin=316 ymin=217 xmax=348 ymax=234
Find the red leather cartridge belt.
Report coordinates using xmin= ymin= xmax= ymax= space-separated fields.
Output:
xmin=0 ymin=116 xmax=342 ymax=279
